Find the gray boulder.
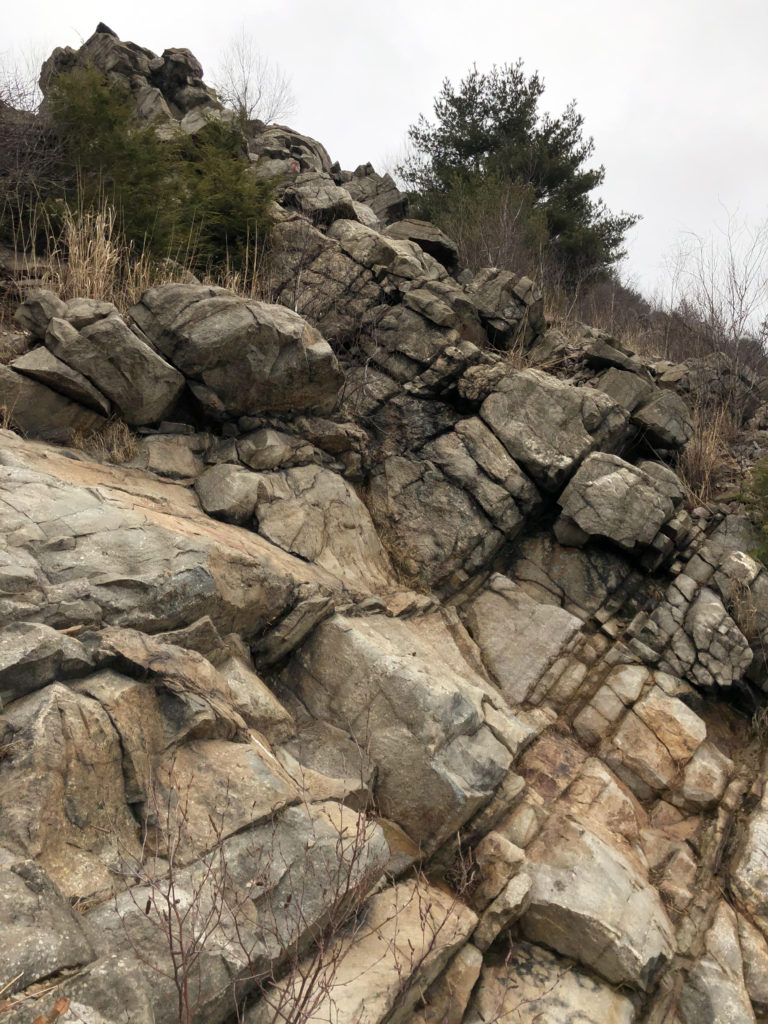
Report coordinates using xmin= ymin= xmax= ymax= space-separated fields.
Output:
xmin=131 ymin=284 xmax=343 ymax=417
xmin=12 ymin=345 xmax=112 ymax=415
xmin=480 ymin=369 xmax=629 ymax=492
xmin=384 ymin=218 xmax=460 ymax=270
xmin=282 ymin=614 xmax=511 ymax=848
xmin=44 ymin=315 xmax=185 ymax=426
xmin=555 ymin=452 xmax=676 ymax=552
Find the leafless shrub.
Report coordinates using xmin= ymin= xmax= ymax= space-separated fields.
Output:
xmin=211 ymin=29 xmax=296 ymax=125
xmin=676 ymin=400 xmax=739 ymax=505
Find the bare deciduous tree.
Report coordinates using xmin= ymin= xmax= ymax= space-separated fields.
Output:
xmin=211 ymin=30 xmax=296 ymax=125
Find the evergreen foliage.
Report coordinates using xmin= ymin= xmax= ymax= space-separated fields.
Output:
xmin=399 ymin=62 xmax=639 ymax=285
xmin=41 ymin=65 xmax=273 ymax=272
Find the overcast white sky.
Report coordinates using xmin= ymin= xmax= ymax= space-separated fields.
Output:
xmin=3 ymin=0 xmax=768 ymax=309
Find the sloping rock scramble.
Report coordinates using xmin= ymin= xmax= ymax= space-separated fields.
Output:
xmin=4 ymin=26 xmax=768 ymax=1024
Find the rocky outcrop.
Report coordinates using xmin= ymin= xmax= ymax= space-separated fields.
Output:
xmin=5 ymin=25 xmax=768 ymax=1024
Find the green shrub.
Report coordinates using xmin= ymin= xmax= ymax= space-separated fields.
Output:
xmin=41 ymin=65 xmax=273 ymax=273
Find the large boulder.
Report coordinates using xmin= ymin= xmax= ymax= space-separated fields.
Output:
xmin=520 ymin=815 xmax=675 ymax=989
xmin=480 ymin=369 xmax=629 ymax=491
xmin=44 ymin=315 xmax=185 ymax=426
xmin=281 ymin=613 xmax=511 ymax=848
xmin=130 ymin=284 xmax=343 ymax=416
xmin=195 ymin=463 xmax=393 ymax=592
xmin=555 ymin=452 xmax=677 ymax=552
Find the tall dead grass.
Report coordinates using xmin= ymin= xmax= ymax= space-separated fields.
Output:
xmin=4 ymin=195 xmax=267 ymax=317
xmin=676 ymin=401 xmax=739 ymax=506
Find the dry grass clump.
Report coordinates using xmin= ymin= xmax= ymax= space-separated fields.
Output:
xmin=72 ymin=418 xmax=138 ymax=464
xmin=676 ymin=402 xmax=739 ymax=506
xmin=4 ymin=196 xmax=269 ymax=321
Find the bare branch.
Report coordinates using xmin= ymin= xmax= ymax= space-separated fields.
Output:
xmin=211 ymin=29 xmax=296 ymax=125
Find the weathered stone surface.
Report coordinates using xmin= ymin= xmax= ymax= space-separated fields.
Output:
xmin=11 ymin=345 xmax=112 ymax=414
xmin=0 ymin=620 xmax=92 ymax=705
xmin=129 ymin=435 xmax=204 ymax=479
xmin=63 ymin=296 xmax=118 ymax=329
xmin=198 ymin=464 xmax=392 ymax=592
xmin=0 ymin=433 xmax=346 ymax=637
xmin=13 ymin=289 xmax=66 ymax=338
xmin=0 ymin=682 xmax=141 ymax=897
xmin=0 ymin=858 xmax=96 ymax=996
xmin=679 ymin=901 xmax=755 ymax=1024
xmin=266 ymin=217 xmax=384 ymax=340
xmin=328 ymin=218 xmax=447 ymax=284
xmin=0 ymin=364 xmax=106 ymax=443
xmin=738 ymin=912 xmax=768 ymax=1014
xmin=468 ymin=942 xmax=636 ymax=1024
xmin=411 ymin=944 xmax=483 ymax=1024
xmin=344 ymin=164 xmax=407 ymax=224
xmin=247 ymin=879 xmax=477 ymax=1024
xmin=508 ymin=531 xmax=634 ymax=619
xmin=44 ymin=315 xmax=185 ymax=426
xmin=465 ymin=268 xmax=546 ymax=349
xmin=556 ymin=452 xmax=675 ymax=552
xmin=602 ymin=686 xmax=706 ymax=799
xmin=130 ymin=284 xmax=343 ymax=416
xmin=598 ymin=365 xmax=655 ymax=411
xmin=472 ymin=872 xmax=532 ymax=951
xmin=463 ymin=575 xmax=582 ymax=705
xmin=384 ymin=218 xmax=459 ymax=269
xmin=480 ymin=369 xmax=629 ymax=491
xmin=634 ymin=388 xmax=694 ymax=449
xmin=520 ymin=816 xmax=674 ymax=989
xmin=282 ymin=171 xmax=357 ymax=223
xmin=282 ymin=614 xmax=511 ymax=847
xmin=471 ymin=830 xmax=526 ymax=906
xmin=366 ymin=455 xmax=503 ymax=590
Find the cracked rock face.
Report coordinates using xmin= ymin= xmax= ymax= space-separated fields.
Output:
xmin=6 ymin=25 xmax=768 ymax=1024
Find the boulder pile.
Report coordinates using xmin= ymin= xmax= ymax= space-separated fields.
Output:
xmin=2 ymin=26 xmax=768 ymax=1024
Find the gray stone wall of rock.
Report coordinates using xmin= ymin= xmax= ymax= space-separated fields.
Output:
xmin=6 ymin=25 xmax=768 ymax=1024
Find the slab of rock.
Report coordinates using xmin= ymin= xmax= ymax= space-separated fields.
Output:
xmin=0 ymin=364 xmax=107 ymax=443
xmin=266 ymin=217 xmax=384 ymax=341
xmin=366 ymin=455 xmax=503 ymax=590
xmin=508 ymin=531 xmax=633 ymax=619
xmin=468 ymin=942 xmax=637 ymax=1024
xmin=679 ymin=901 xmax=755 ymax=1024
xmin=384 ymin=218 xmax=459 ymax=269
xmin=480 ymin=369 xmax=629 ymax=491
xmin=44 ymin=315 xmax=185 ymax=426
xmin=246 ymin=879 xmax=477 ymax=1024
xmin=63 ymin=296 xmax=118 ymax=329
xmin=462 ymin=575 xmax=582 ymax=705
xmin=198 ymin=463 xmax=393 ymax=592
xmin=634 ymin=388 xmax=694 ymax=449
xmin=129 ymin=435 xmax=204 ymax=479
xmin=282 ymin=171 xmax=357 ymax=223
xmin=520 ymin=816 xmax=674 ymax=989
xmin=555 ymin=452 xmax=675 ymax=552
xmin=0 ymin=621 xmax=92 ymax=705
xmin=465 ymin=268 xmax=546 ymax=349
xmin=0 ymin=683 xmax=142 ymax=897
xmin=130 ymin=284 xmax=343 ymax=416
xmin=0 ymin=858 xmax=96 ymax=996
xmin=282 ymin=613 xmax=511 ymax=847
xmin=411 ymin=944 xmax=483 ymax=1024
xmin=598 ymin=365 xmax=655 ymax=411
xmin=0 ymin=432 xmax=343 ymax=638
xmin=344 ymin=165 xmax=406 ymax=223
xmin=11 ymin=345 xmax=112 ymax=414
xmin=13 ymin=289 xmax=67 ymax=338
